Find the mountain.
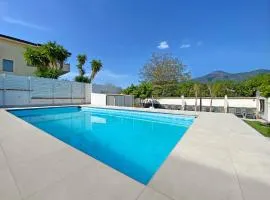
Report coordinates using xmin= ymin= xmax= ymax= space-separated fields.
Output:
xmin=194 ymin=69 xmax=270 ymax=82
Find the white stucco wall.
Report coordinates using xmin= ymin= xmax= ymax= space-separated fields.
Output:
xmin=0 ymin=74 xmax=90 ymax=107
xmin=260 ymin=98 xmax=270 ymax=122
xmin=157 ymin=97 xmax=256 ymax=108
xmin=91 ymin=93 xmax=107 ymax=106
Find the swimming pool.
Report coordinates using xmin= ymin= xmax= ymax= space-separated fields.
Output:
xmin=9 ymin=106 xmax=194 ymax=184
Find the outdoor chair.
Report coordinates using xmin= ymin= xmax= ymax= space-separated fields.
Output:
xmin=246 ymin=108 xmax=256 ymax=119
xmin=228 ymin=107 xmax=236 ymax=114
xmin=235 ymin=108 xmax=243 ymax=118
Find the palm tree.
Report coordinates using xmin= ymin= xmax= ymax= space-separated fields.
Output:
xmin=90 ymin=59 xmax=103 ymax=83
xmin=76 ymin=54 xmax=87 ymax=76
xmin=24 ymin=47 xmax=50 ymax=69
xmin=41 ymin=41 xmax=71 ymax=69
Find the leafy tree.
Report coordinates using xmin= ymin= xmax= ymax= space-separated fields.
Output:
xmin=152 ymin=84 xmax=163 ymax=97
xmin=122 ymin=82 xmax=153 ymax=98
xmin=256 ymin=74 xmax=270 ymax=97
xmin=41 ymin=41 xmax=71 ymax=69
xmin=139 ymin=53 xmax=190 ymax=84
xmin=90 ymin=60 xmax=103 ymax=83
xmin=24 ymin=41 xmax=71 ymax=79
xmin=123 ymin=72 xmax=270 ymax=99
xmin=259 ymin=84 xmax=270 ymax=97
xmin=24 ymin=47 xmax=50 ymax=69
xmin=35 ymin=68 xmax=63 ymax=79
xmin=176 ymin=81 xmax=195 ymax=97
xmin=240 ymin=74 xmax=270 ymax=97
xmin=160 ymin=82 xmax=178 ymax=97
xmin=122 ymin=84 xmax=137 ymax=95
xmin=137 ymin=82 xmax=153 ymax=98
xmin=75 ymin=76 xmax=89 ymax=83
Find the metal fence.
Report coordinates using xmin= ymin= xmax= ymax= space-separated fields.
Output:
xmin=106 ymin=94 xmax=134 ymax=107
xmin=0 ymin=73 xmax=91 ymax=107
xmin=90 ymin=93 xmax=134 ymax=107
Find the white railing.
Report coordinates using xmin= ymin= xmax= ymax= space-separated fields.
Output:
xmin=0 ymin=73 xmax=91 ymax=107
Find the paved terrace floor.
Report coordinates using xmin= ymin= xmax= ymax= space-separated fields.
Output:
xmin=0 ymin=106 xmax=269 ymax=200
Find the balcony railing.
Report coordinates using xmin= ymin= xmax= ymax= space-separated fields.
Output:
xmin=62 ymin=63 xmax=70 ymax=74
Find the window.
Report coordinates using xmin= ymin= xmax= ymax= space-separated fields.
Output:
xmin=3 ymin=59 xmax=14 ymax=72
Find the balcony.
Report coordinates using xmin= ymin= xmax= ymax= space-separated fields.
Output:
xmin=62 ymin=63 xmax=70 ymax=74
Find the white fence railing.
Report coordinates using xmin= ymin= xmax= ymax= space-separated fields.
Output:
xmin=0 ymin=73 xmax=91 ymax=107
xmin=157 ymin=97 xmax=257 ymax=108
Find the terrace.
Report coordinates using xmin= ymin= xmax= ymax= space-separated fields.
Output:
xmin=0 ymin=105 xmax=269 ymax=200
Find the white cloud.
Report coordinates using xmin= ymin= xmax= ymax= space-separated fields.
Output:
xmin=157 ymin=41 xmax=169 ymax=49
xmin=197 ymin=41 xmax=203 ymax=46
xmin=2 ymin=16 xmax=49 ymax=31
xmin=180 ymin=44 xmax=191 ymax=49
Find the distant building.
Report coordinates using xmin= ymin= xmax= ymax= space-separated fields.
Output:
xmin=0 ymin=34 xmax=70 ymax=76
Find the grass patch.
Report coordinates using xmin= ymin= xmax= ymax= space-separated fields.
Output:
xmin=244 ymin=120 xmax=270 ymax=137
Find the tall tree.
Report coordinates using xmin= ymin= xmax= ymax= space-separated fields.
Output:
xmin=75 ymin=54 xmax=89 ymax=83
xmin=24 ymin=47 xmax=50 ymax=69
xmin=24 ymin=41 xmax=71 ymax=78
xmin=77 ymin=54 xmax=87 ymax=76
xmin=139 ymin=53 xmax=190 ymax=84
xmin=40 ymin=41 xmax=71 ymax=69
xmin=90 ymin=59 xmax=103 ymax=83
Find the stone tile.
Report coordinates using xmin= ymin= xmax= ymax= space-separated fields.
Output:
xmin=0 ymin=147 xmax=7 ymax=170
xmin=231 ymin=152 xmax=270 ymax=200
xmin=235 ymin=176 xmax=270 ymax=200
xmin=26 ymin=162 xmax=144 ymax=200
xmin=1 ymin=107 xmax=270 ymax=200
xmin=1 ymin=127 xmax=67 ymax=164
xmin=9 ymin=146 xmax=96 ymax=198
xmin=228 ymin=134 xmax=270 ymax=155
xmin=149 ymin=155 xmax=243 ymax=200
xmin=138 ymin=188 xmax=172 ymax=200
xmin=0 ymin=165 xmax=21 ymax=200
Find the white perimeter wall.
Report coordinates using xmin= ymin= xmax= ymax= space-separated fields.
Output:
xmin=0 ymin=73 xmax=91 ymax=107
xmin=91 ymin=93 xmax=107 ymax=106
xmin=91 ymin=93 xmax=134 ymax=107
xmin=158 ymin=97 xmax=256 ymax=108
xmin=260 ymin=98 xmax=270 ymax=122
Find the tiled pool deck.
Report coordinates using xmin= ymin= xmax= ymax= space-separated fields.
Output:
xmin=0 ymin=105 xmax=269 ymax=200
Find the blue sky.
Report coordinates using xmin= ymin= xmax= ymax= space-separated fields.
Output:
xmin=1 ymin=0 xmax=269 ymax=87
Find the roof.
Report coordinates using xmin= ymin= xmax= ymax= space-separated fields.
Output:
xmin=0 ymin=34 xmax=41 ymax=46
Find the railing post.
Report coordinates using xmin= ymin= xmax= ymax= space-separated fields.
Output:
xmin=28 ymin=76 xmax=31 ymax=105
xmin=224 ymin=95 xmax=228 ymax=113
xmin=70 ymin=82 xmax=73 ymax=104
xmin=181 ymin=95 xmax=185 ymax=111
xmin=2 ymin=74 xmax=6 ymax=107
xmin=52 ymin=80 xmax=55 ymax=105
xmin=84 ymin=83 xmax=86 ymax=104
xmin=255 ymin=91 xmax=260 ymax=119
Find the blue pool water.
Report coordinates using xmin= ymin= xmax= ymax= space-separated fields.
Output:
xmin=9 ymin=106 xmax=194 ymax=184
